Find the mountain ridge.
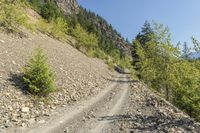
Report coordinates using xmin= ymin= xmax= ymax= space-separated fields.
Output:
xmin=55 ymin=0 xmax=132 ymax=56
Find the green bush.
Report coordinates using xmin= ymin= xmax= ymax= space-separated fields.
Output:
xmin=86 ymin=48 xmax=108 ymax=59
xmin=37 ymin=18 xmax=68 ymax=40
xmin=118 ymin=56 xmax=132 ymax=70
xmin=49 ymin=17 xmax=68 ymax=40
xmin=22 ymin=48 xmax=55 ymax=96
xmin=37 ymin=19 xmax=52 ymax=33
xmin=72 ymin=24 xmax=99 ymax=51
xmin=0 ymin=0 xmax=27 ymax=32
xmin=105 ymin=59 xmax=115 ymax=71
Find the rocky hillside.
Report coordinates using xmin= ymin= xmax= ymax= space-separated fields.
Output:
xmin=54 ymin=0 xmax=132 ymax=56
xmin=0 ymin=31 xmax=115 ymax=131
xmin=76 ymin=7 xmax=132 ymax=56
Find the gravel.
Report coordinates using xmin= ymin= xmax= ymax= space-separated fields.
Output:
xmin=0 ymin=31 xmax=114 ymax=132
xmin=105 ymin=82 xmax=200 ymax=133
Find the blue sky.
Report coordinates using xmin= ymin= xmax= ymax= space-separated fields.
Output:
xmin=77 ymin=0 xmax=200 ymax=46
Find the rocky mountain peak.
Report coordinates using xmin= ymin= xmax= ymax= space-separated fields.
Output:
xmin=55 ymin=0 xmax=79 ymax=14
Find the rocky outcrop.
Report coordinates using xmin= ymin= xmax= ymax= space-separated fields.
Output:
xmin=55 ymin=0 xmax=79 ymax=14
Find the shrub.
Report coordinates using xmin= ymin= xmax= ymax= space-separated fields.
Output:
xmin=72 ymin=24 xmax=99 ymax=51
xmin=37 ymin=19 xmax=51 ymax=34
xmin=49 ymin=17 xmax=68 ymax=40
xmin=0 ymin=0 xmax=27 ymax=32
xmin=118 ymin=56 xmax=132 ymax=70
xmin=37 ymin=18 xmax=68 ymax=40
xmin=86 ymin=48 xmax=108 ymax=59
xmin=22 ymin=48 xmax=55 ymax=96
xmin=105 ymin=59 xmax=115 ymax=71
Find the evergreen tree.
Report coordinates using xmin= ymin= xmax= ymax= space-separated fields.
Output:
xmin=28 ymin=0 xmax=63 ymax=21
xmin=191 ymin=36 xmax=200 ymax=52
xmin=182 ymin=42 xmax=191 ymax=59
xmin=22 ymin=48 xmax=55 ymax=96
xmin=132 ymin=21 xmax=155 ymax=69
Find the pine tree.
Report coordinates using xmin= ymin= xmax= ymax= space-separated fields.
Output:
xmin=22 ymin=48 xmax=55 ymax=96
xmin=41 ymin=0 xmax=63 ymax=21
xmin=132 ymin=21 xmax=155 ymax=69
xmin=182 ymin=42 xmax=191 ymax=59
xmin=191 ymin=36 xmax=200 ymax=52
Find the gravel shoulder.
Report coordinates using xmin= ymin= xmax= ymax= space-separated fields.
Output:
xmin=104 ymin=82 xmax=200 ymax=133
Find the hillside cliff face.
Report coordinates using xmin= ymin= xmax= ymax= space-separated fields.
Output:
xmin=55 ymin=0 xmax=131 ymax=56
xmin=76 ymin=7 xmax=132 ymax=56
xmin=55 ymin=0 xmax=79 ymax=14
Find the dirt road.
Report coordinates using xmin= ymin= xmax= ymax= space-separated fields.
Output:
xmin=19 ymin=74 xmax=131 ymax=133
xmin=7 ymin=74 xmax=200 ymax=133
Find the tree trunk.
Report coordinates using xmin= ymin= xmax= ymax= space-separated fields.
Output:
xmin=166 ymin=85 xmax=169 ymax=101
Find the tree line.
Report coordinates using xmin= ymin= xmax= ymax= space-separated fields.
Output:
xmin=132 ymin=21 xmax=200 ymax=121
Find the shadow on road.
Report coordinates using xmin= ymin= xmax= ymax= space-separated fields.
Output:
xmin=107 ymin=78 xmax=137 ymax=83
xmin=102 ymin=74 xmax=138 ymax=83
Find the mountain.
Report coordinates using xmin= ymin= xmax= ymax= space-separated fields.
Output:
xmin=55 ymin=0 xmax=131 ymax=56
xmin=75 ymin=7 xmax=132 ymax=56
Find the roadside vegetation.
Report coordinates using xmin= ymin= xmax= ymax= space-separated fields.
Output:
xmin=132 ymin=21 xmax=200 ymax=121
